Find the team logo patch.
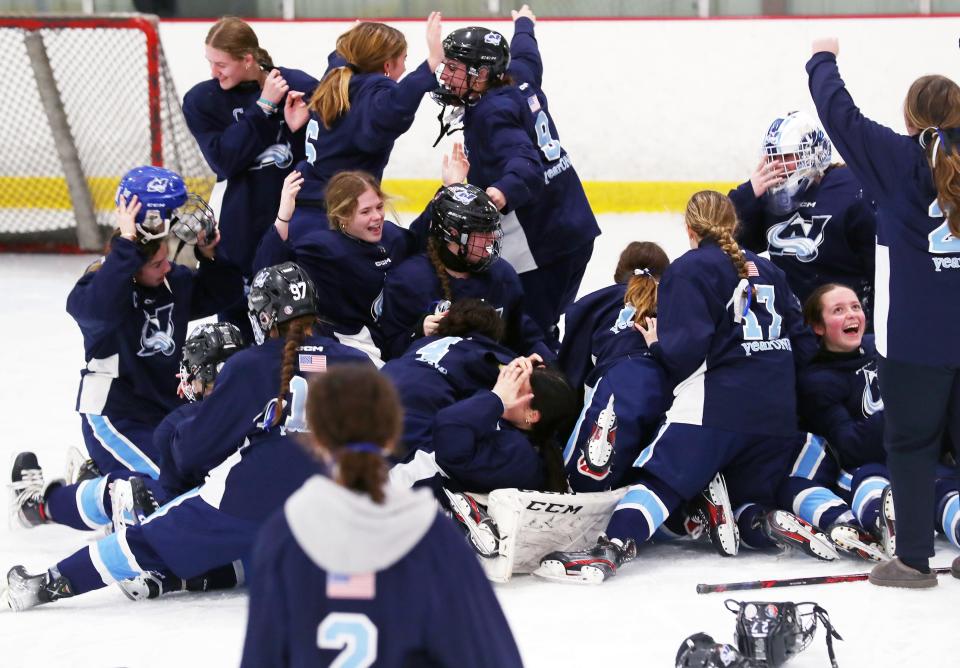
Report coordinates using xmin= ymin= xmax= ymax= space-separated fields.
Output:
xmin=577 ymin=396 xmax=616 ymax=480
xmin=145 ymin=177 xmax=169 ymax=193
xmin=766 ymin=214 xmax=831 ymax=262
xmin=138 ymin=303 xmax=176 ymax=357
xmin=448 ymin=185 xmax=477 ymax=205
xmin=251 ymin=142 xmax=294 ymax=171
xmin=483 ymin=32 xmax=502 ymax=45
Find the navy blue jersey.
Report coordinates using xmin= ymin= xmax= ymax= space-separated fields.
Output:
xmin=653 ymin=240 xmax=816 ymax=437
xmin=182 ymin=68 xmax=319 ymax=276
xmin=68 ymin=238 xmax=242 ymax=426
xmin=565 ymin=355 xmax=671 ymax=493
xmin=798 ymin=337 xmax=885 ymax=470
xmin=241 ymin=476 xmax=522 ymax=668
xmin=430 ymin=390 xmax=546 ymax=493
xmin=558 ymin=283 xmax=652 ymax=394
xmin=382 ymin=334 xmax=515 ymax=455
xmin=807 ymin=52 xmax=960 ymax=366
xmin=163 ymin=334 xmax=371 ymax=493
xmin=295 ymin=53 xmax=439 ymax=204
xmin=461 ymin=18 xmax=599 ymax=270
xmin=154 ymin=401 xmax=203 ymax=494
xmin=254 ymin=222 xmax=423 ymax=345
xmin=379 ymin=252 xmax=550 ymax=360
xmin=730 ymin=166 xmax=876 ymax=312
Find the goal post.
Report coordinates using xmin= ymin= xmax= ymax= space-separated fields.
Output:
xmin=0 ymin=14 xmax=214 ymax=252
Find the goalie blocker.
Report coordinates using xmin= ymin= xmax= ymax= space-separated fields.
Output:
xmin=466 ymin=487 xmax=627 ymax=583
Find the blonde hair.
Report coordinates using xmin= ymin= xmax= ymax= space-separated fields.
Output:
xmin=685 ymin=191 xmax=753 ymax=287
xmin=205 ymin=17 xmax=273 ymax=70
xmin=324 ymin=171 xmax=389 ymax=232
xmin=308 ymin=22 xmax=407 ymax=129
xmin=904 ymin=75 xmax=960 ymax=235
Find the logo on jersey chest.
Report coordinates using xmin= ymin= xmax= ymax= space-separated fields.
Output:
xmin=766 ymin=213 xmax=832 ymax=262
xmin=250 ymin=142 xmax=293 ymax=171
xmin=858 ymin=365 xmax=883 ymax=417
xmin=138 ymin=303 xmax=176 ymax=357
xmin=609 ymin=305 xmax=637 ymax=334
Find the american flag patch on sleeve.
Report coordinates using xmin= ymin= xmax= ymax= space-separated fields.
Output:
xmin=326 ymin=571 xmax=375 ymax=599
xmin=527 ymin=96 xmax=541 ymax=113
xmin=298 ymin=354 xmax=327 ymax=373
xmin=746 ymin=261 xmax=759 ymax=277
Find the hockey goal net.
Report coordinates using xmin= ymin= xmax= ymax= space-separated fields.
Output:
xmin=0 ymin=14 xmax=214 ymax=252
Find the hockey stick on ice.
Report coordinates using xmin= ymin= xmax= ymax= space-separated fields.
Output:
xmin=696 ymin=567 xmax=953 ymax=594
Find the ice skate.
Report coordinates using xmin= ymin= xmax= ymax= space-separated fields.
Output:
xmin=828 ymin=522 xmax=888 ymax=562
xmin=443 ymin=489 xmax=500 ymax=558
xmin=5 ymin=566 xmax=74 ymax=612
xmin=534 ymin=535 xmax=636 ymax=584
xmin=9 ymin=452 xmax=61 ymax=529
xmin=880 ymin=485 xmax=896 ymax=558
xmin=763 ymin=510 xmax=839 ymax=561
xmin=687 ymin=472 xmax=739 ymax=556
xmin=110 ymin=477 xmax=159 ymax=529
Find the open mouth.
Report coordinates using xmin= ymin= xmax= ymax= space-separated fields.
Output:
xmin=842 ymin=323 xmax=861 ymax=335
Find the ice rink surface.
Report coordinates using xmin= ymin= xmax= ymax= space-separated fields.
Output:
xmin=1 ymin=213 xmax=957 ymax=667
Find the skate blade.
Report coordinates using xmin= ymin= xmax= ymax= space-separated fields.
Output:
xmin=533 ymin=560 xmax=608 ymax=585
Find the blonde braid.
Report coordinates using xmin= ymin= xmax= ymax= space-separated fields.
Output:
xmin=426 ymin=238 xmax=454 ymax=301
xmin=685 ymin=190 xmax=754 ymax=293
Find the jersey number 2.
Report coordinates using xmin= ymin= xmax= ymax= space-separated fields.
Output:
xmin=927 ymin=198 xmax=960 ymax=253
xmin=318 ymin=613 xmax=378 ymax=668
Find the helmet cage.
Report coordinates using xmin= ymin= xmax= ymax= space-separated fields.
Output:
xmin=179 ymin=322 xmax=244 ymax=402
xmin=435 ymin=27 xmax=509 ymax=106
xmin=430 ymin=186 xmax=503 ymax=271
xmin=247 ymin=262 xmax=318 ymax=346
xmin=761 ymin=113 xmax=832 ymax=214
xmin=171 ymin=193 xmax=218 ymax=246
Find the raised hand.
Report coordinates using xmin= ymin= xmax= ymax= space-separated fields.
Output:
xmin=749 ymin=156 xmax=785 ymax=198
xmin=512 ymin=4 xmax=536 ymax=23
xmin=426 ymin=11 xmax=444 ymax=72
xmin=116 ymin=194 xmax=141 ymax=240
xmin=812 ymin=37 xmax=839 ymax=56
xmin=492 ymin=361 xmax=534 ymax=416
xmin=284 ymin=90 xmax=309 ymax=132
xmin=441 ymin=142 xmax=470 ymax=185
xmin=261 ymin=68 xmax=289 ymax=105
xmin=485 ymin=186 xmax=506 ymax=210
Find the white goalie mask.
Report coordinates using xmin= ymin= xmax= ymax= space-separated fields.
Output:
xmin=761 ymin=111 xmax=833 ymax=215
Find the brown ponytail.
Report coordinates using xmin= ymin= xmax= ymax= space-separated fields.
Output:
xmin=307 ymin=22 xmax=406 ymax=129
xmin=904 ymin=75 xmax=960 ymax=235
xmin=426 ymin=238 xmax=454 ymax=301
xmin=685 ymin=191 xmax=754 ymax=293
xmin=306 ymin=365 xmax=403 ymax=504
xmin=205 ymin=17 xmax=274 ymax=70
xmin=272 ymin=315 xmax=313 ymax=428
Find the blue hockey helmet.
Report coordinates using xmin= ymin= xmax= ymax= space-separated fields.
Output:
xmin=761 ymin=111 xmax=832 ymax=215
xmin=115 ymin=166 xmax=188 ymax=242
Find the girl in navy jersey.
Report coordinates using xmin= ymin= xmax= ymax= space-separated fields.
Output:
xmin=183 ymin=17 xmax=317 ymax=334
xmin=4 ymin=263 xmax=371 ymax=611
xmin=255 ymin=170 xmax=429 ymax=365
xmin=379 ymin=159 xmax=551 ymax=361
xmin=729 ymin=111 xmax=876 ymax=319
xmin=558 ymin=241 xmax=670 ymax=398
xmin=282 ymin=15 xmax=444 ymax=239
xmin=9 ymin=168 xmax=241 ymax=534
xmin=240 ymin=365 xmax=522 ymax=668
xmin=807 ymin=38 xmax=960 ymax=587
xmin=535 ymin=191 xmax=816 ymax=584
xmin=434 ymin=5 xmax=600 ymax=347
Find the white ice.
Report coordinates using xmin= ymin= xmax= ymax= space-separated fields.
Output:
xmin=1 ymin=214 xmax=957 ymax=667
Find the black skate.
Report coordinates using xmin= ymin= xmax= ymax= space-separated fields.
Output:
xmin=880 ymin=485 xmax=896 ymax=559
xmin=5 ymin=566 xmax=74 ymax=612
xmin=687 ymin=472 xmax=739 ymax=557
xmin=119 ymin=564 xmax=241 ymax=601
xmin=110 ymin=477 xmax=160 ymax=529
xmin=763 ymin=510 xmax=839 ymax=561
xmin=534 ymin=535 xmax=637 ymax=585
xmin=443 ymin=489 xmax=500 ymax=558
xmin=9 ymin=452 xmax=60 ymax=528
xmin=828 ymin=522 xmax=888 ymax=562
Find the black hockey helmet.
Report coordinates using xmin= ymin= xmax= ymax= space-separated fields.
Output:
xmin=429 ymin=184 xmax=502 ymax=272
xmin=179 ymin=322 xmax=245 ymax=401
xmin=247 ymin=262 xmax=318 ymax=344
xmin=675 ymin=633 xmax=750 ymax=668
xmin=433 ymin=26 xmax=510 ymax=106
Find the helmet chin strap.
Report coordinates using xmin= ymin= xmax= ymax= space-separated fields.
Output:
xmin=432 ymin=103 xmax=465 ymax=147
xmin=437 ymin=241 xmax=474 ymax=273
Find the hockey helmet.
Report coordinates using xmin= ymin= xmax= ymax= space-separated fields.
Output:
xmin=430 ymin=184 xmax=502 ymax=272
xmin=761 ymin=111 xmax=832 ymax=215
xmin=247 ymin=262 xmax=318 ymax=345
xmin=179 ymin=322 xmax=245 ymax=401
xmin=115 ymin=166 xmax=188 ymax=242
xmin=434 ymin=27 xmax=510 ymax=106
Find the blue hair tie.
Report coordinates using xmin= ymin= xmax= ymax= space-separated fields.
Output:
xmin=343 ymin=441 xmax=382 ymax=456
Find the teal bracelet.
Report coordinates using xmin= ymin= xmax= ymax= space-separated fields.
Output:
xmin=257 ymin=97 xmax=278 ymax=109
